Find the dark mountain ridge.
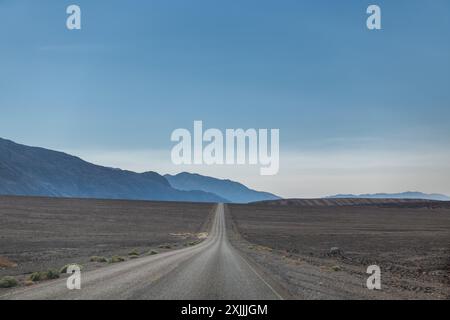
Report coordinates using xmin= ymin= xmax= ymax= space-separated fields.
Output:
xmin=0 ymin=138 xmax=226 ymax=203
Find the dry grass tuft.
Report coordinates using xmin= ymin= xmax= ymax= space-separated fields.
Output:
xmin=0 ymin=256 xmax=17 ymax=268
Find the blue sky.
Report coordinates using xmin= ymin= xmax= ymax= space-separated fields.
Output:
xmin=1 ymin=0 xmax=450 ymax=197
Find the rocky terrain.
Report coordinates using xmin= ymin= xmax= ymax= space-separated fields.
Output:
xmin=0 ymin=196 xmax=214 ymax=291
xmin=226 ymin=201 xmax=450 ymax=299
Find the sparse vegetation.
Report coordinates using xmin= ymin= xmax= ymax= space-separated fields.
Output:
xmin=128 ymin=249 xmax=140 ymax=257
xmin=90 ymin=256 xmax=108 ymax=263
xmin=60 ymin=264 xmax=83 ymax=274
xmin=29 ymin=272 xmax=45 ymax=282
xmin=331 ymin=265 xmax=342 ymax=272
xmin=29 ymin=269 xmax=60 ymax=282
xmin=0 ymin=256 xmax=17 ymax=268
xmin=0 ymin=196 xmax=212 ymax=291
xmin=159 ymin=244 xmax=172 ymax=249
xmin=258 ymin=246 xmax=273 ymax=252
xmin=24 ymin=280 xmax=34 ymax=286
xmin=147 ymin=250 xmax=158 ymax=256
xmin=45 ymin=269 xmax=60 ymax=279
xmin=0 ymin=276 xmax=18 ymax=288
xmin=109 ymin=256 xmax=126 ymax=263
xmin=228 ymin=202 xmax=450 ymax=299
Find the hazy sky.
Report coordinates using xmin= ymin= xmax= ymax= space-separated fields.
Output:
xmin=1 ymin=0 xmax=450 ymax=198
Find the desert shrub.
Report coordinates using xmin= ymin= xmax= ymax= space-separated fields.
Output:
xmin=29 ymin=272 xmax=45 ymax=282
xmin=109 ymin=256 xmax=126 ymax=263
xmin=0 ymin=276 xmax=18 ymax=288
xmin=29 ymin=269 xmax=60 ymax=282
xmin=90 ymin=256 xmax=108 ymax=263
xmin=45 ymin=269 xmax=60 ymax=280
xmin=147 ymin=250 xmax=158 ymax=256
xmin=129 ymin=255 xmax=139 ymax=259
xmin=128 ymin=249 xmax=140 ymax=256
xmin=60 ymin=264 xmax=83 ymax=274
xmin=331 ymin=265 xmax=342 ymax=272
xmin=159 ymin=245 xmax=172 ymax=249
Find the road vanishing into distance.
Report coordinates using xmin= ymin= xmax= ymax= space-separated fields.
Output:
xmin=1 ymin=204 xmax=282 ymax=300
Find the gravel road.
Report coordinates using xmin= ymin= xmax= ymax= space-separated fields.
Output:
xmin=0 ymin=204 xmax=282 ymax=300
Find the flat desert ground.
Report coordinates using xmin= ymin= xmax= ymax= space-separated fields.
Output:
xmin=0 ymin=196 xmax=449 ymax=299
xmin=227 ymin=200 xmax=450 ymax=299
xmin=0 ymin=196 xmax=213 ymax=288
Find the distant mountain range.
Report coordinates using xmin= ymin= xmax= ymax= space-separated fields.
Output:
xmin=327 ymin=192 xmax=450 ymax=201
xmin=165 ymin=172 xmax=280 ymax=203
xmin=2 ymin=137 xmax=448 ymax=204
xmin=0 ymin=138 xmax=279 ymax=203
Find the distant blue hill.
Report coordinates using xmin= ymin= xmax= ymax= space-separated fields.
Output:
xmin=327 ymin=192 xmax=450 ymax=201
xmin=165 ymin=172 xmax=281 ymax=204
xmin=0 ymin=138 xmax=226 ymax=203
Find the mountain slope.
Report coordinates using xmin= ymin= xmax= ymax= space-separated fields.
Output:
xmin=0 ymin=138 xmax=226 ymax=203
xmin=165 ymin=172 xmax=280 ymax=203
xmin=327 ymin=192 xmax=450 ymax=201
